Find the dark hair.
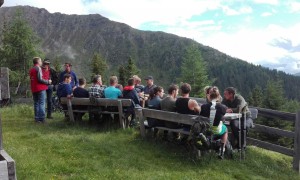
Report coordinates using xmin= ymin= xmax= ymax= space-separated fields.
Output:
xmin=79 ymin=78 xmax=86 ymax=86
xmin=65 ymin=63 xmax=72 ymax=67
xmin=64 ymin=73 xmax=71 ymax=80
xmin=168 ymin=84 xmax=178 ymax=94
xmin=127 ymin=78 xmax=134 ymax=86
xmin=225 ymin=87 xmax=236 ymax=95
xmin=33 ymin=57 xmax=40 ymax=64
xmin=44 ymin=58 xmax=50 ymax=61
xmin=209 ymin=86 xmax=220 ymax=100
xmin=180 ymin=83 xmax=191 ymax=94
xmin=150 ymin=86 xmax=163 ymax=99
xmin=92 ymin=75 xmax=101 ymax=84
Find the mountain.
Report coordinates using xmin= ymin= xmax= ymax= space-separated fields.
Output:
xmin=295 ymin=73 xmax=300 ymax=77
xmin=1 ymin=6 xmax=300 ymax=100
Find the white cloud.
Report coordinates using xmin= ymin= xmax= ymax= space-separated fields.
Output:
xmin=253 ymin=0 xmax=279 ymax=5
xmin=222 ymin=6 xmax=253 ymax=16
xmin=261 ymin=12 xmax=272 ymax=17
xmin=288 ymin=1 xmax=300 ymax=13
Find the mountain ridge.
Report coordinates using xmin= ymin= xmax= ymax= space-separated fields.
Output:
xmin=1 ymin=6 xmax=300 ymax=100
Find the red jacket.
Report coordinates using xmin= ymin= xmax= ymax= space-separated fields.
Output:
xmin=29 ymin=64 xmax=50 ymax=93
xmin=42 ymin=66 xmax=50 ymax=80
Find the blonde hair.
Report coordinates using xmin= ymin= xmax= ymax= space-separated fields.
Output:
xmin=110 ymin=76 xmax=118 ymax=85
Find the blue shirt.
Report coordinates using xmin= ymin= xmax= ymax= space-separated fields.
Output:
xmin=104 ymin=86 xmax=122 ymax=99
xmin=57 ymin=82 xmax=72 ymax=98
xmin=59 ymin=71 xmax=79 ymax=88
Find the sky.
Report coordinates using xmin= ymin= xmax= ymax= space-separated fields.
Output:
xmin=3 ymin=0 xmax=300 ymax=74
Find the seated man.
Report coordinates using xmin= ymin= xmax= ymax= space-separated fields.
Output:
xmin=176 ymin=83 xmax=201 ymax=115
xmin=200 ymin=86 xmax=228 ymax=159
xmin=89 ymin=75 xmax=106 ymax=98
xmin=73 ymin=78 xmax=89 ymax=120
xmin=123 ymin=78 xmax=140 ymax=126
xmin=57 ymin=74 xmax=73 ymax=110
xmin=161 ymin=84 xmax=180 ymax=129
xmin=104 ymin=76 xmax=122 ymax=99
xmin=89 ymin=75 xmax=106 ymax=121
xmin=147 ymin=86 xmax=164 ymax=127
xmin=222 ymin=87 xmax=253 ymax=149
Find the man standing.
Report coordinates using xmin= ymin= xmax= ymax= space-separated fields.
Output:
xmin=144 ymin=76 xmax=156 ymax=95
xmin=222 ymin=87 xmax=253 ymax=148
xmin=59 ymin=63 xmax=78 ymax=89
xmin=42 ymin=59 xmax=58 ymax=119
xmin=104 ymin=76 xmax=122 ymax=99
xmin=29 ymin=57 xmax=52 ymax=123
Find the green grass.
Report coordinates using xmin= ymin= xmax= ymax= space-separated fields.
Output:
xmin=1 ymin=104 xmax=299 ymax=180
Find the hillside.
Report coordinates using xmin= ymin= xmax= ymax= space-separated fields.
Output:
xmin=1 ymin=104 xmax=299 ymax=179
xmin=1 ymin=6 xmax=300 ymax=100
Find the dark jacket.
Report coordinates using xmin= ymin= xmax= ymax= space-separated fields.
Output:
xmin=200 ymin=102 xmax=226 ymax=126
xmin=123 ymin=86 xmax=140 ymax=105
xmin=222 ymin=94 xmax=251 ymax=117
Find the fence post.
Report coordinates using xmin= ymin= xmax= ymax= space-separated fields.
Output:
xmin=135 ymin=108 xmax=145 ymax=137
xmin=293 ymin=111 xmax=300 ymax=172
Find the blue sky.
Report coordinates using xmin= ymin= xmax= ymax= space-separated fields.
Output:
xmin=4 ymin=0 xmax=300 ymax=74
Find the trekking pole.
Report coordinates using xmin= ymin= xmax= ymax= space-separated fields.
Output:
xmin=243 ymin=106 xmax=247 ymax=160
xmin=238 ymin=112 xmax=242 ymax=161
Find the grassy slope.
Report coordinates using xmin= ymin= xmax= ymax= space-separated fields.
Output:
xmin=0 ymin=105 xmax=299 ymax=180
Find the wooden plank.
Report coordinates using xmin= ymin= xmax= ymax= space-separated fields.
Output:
xmin=253 ymin=124 xmax=295 ymax=139
xmin=155 ymin=127 xmax=190 ymax=135
xmin=0 ymin=150 xmax=16 ymax=180
xmin=247 ymin=137 xmax=294 ymax=156
xmin=0 ymin=67 xmax=10 ymax=100
xmin=135 ymin=108 xmax=145 ymax=137
xmin=0 ymin=112 xmax=3 ymax=150
xmin=293 ymin=111 xmax=300 ymax=171
xmin=61 ymin=97 xmax=132 ymax=107
xmin=0 ymin=160 xmax=8 ymax=180
xmin=142 ymin=108 xmax=209 ymax=125
xmin=117 ymin=100 xmax=125 ymax=129
xmin=255 ymin=107 xmax=296 ymax=122
xmin=66 ymin=98 xmax=75 ymax=122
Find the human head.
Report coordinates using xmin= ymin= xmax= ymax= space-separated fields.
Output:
xmin=33 ymin=57 xmax=42 ymax=66
xmin=209 ymin=86 xmax=221 ymax=102
xmin=116 ymin=84 xmax=123 ymax=91
xmin=224 ymin=87 xmax=236 ymax=101
xmin=180 ymin=83 xmax=191 ymax=96
xmin=109 ymin=76 xmax=118 ymax=86
xmin=204 ymin=86 xmax=212 ymax=95
xmin=64 ymin=63 xmax=72 ymax=73
xmin=150 ymin=86 xmax=164 ymax=99
xmin=145 ymin=76 xmax=154 ymax=86
xmin=64 ymin=73 xmax=72 ymax=84
xmin=92 ymin=75 xmax=102 ymax=85
xmin=43 ymin=59 xmax=51 ymax=68
xmin=78 ymin=78 xmax=86 ymax=87
xmin=168 ymin=84 xmax=179 ymax=98
xmin=133 ymin=75 xmax=141 ymax=85
xmin=127 ymin=78 xmax=135 ymax=86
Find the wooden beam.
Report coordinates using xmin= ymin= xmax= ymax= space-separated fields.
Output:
xmin=117 ymin=100 xmax=125 ymax=129
xmin=135 ymin=108 xmax=145 ymax=137
xmin=247 ymin=137 xmax=294 ymax=156
xmin=254 ymin=107 xmax=296 ymax=122
xmin=0 ymin=112 xmax=3 ymax=150
xmin=66 ymin=98 xmax=75 ymax=122
xmin=0 ymin=150 xmax=16 ymax=180
xmin=155 ymin=127 xmax=190 ymax=135
xmin=293 ymin=111 xmax=300 ymax=171
xmin=253 ymin=124 xmax=295 ymax=139
xmin=60 ymin=97 xmax=132 ymax=107
xmin=142 ymin=108 xmax=209 ymax=125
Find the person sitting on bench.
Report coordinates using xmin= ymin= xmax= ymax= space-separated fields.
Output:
xmin=73 ymin=78 xmax=89 ymax=120
xmin=200 ymin=86 xmax=228 ymax=159
xmin=222 ymin=87 xmax=253 ymax=149
xmin=176 ymin=83 xmax=201 ymax=115
xmin=147 ymin=86 xmax=164 ymax=127
xmin=104 ymin=76 xmax=122 ymax=99
xmin=89 ymin=75 xmax=106 ymax=98
xmin=57 ymin=74 xmax=73 ymax=111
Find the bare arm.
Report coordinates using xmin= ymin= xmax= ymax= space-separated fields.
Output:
xmin=189 ymin=99 xmax=201 ymax=113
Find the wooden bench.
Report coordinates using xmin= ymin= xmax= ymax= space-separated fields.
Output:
xmin=60 ymin=97 xmax=132 ymax=129
xmin=134 ymin=108 xmax=210 ymax=137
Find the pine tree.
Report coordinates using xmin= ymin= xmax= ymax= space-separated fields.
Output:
xmin=118 ymin=65 xmax=126 ymax=86
xmin=90 ymin=52 xmax=108 ymax=82
xmin=179 ymin=44 xmax=210 ymax=97
xmin=125 ymin=56 xmax=140 ymax=80
xmin=264 ymin=80 xmax=285 ymax=110
xmin=248 ymin=86 xmax=263 ymax=107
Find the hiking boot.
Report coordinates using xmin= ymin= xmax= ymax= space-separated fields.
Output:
xmin=218 ymin=143 xmax=225 ymax=159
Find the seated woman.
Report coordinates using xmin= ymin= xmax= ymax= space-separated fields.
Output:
xmin=200 ymin=86 xmax=228 ymax=159
xmin=147 ymin=86 xmax=164 ymax=127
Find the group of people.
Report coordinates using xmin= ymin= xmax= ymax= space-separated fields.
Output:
xmin=30 ymin=57 xmax=253 ymax=158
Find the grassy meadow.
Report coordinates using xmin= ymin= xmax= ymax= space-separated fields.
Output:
xmin=0 ymin=104 xmax=299 ymax=180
